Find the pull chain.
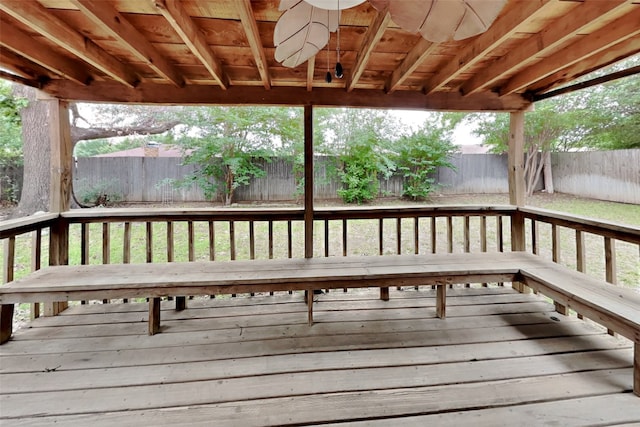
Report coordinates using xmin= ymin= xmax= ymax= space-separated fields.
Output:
xmin=325 ymin=9 xmax=332 ymax=83
xmin=335 ymin=0 xmax=343 ymax=78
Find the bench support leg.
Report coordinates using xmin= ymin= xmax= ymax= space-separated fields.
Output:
xmin=436 ymin=285 xmax=446 ymax=319
xmin=635 ymin=342 xmax=639 ymax=397
xmin=149 ymin=298 xmax=161 ymax=335
xmin=175 ymin=296 xmax=186 ymax=311
xmin=0 ymin=304 xmax=14 ymax=344
xmin=307 ymin=289 xmax=313 ymax=326
xmin=380 ymin=287 xmax=389 ymax=301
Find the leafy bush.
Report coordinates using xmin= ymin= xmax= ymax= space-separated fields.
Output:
xmin=337 ymin=140 xmax=394 ymax=204
xmin=75 ymin=178 xmax=122 ymax=206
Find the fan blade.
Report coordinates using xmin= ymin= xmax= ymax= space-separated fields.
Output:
xmin=274 ymin=0 xmax=339 ymax=68
xmin=368 ymin=0 xmax=506 ymax=42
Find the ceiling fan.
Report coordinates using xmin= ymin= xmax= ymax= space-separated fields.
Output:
xmin=274 ymin=0 xmax=507 ymax=69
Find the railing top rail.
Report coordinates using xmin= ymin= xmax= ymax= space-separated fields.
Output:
xmin=0 ymin=213 xmax=59 ymax=239
xmin=519 ymin=206 xmax=640 ymax=245
xmin=314 ymin=205 xmax=516 ymax=220
xmin=61 ymin=207 xmax=305 ymax=223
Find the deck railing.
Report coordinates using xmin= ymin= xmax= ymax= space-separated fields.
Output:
xmin=1 ymin=205 xmax=638 ymax=320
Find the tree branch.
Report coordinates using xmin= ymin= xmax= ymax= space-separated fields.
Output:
xmin=71 ymin=121 xmax=180 ymax=144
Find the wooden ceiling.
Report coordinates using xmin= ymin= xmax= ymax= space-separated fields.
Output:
xmin=0 ymin=0 xmax=639 ymax=111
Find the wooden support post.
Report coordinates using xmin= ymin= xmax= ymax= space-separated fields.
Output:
xmin=46 ymin=97 xmax=72 ymax=316
xmin=508 ymin=111 xmax=527 ymax=294
xmin=0 ymin=304 xmax=14 ymax=344
xmin=307 ymin=288 xmax=314 ymax=325
xmin=148 ymin=297 xmax=161 ymax=335
xmin=380 ymin=287 xmax=389 ymax=301
xmin=436 ymin=284 xmax=446 ymax=319
xmin=304 ymin=104 xmax=314 ymax=259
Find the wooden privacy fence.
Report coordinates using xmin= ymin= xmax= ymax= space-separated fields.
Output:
xmin=73 ymin=154 xmax=512 ymax=203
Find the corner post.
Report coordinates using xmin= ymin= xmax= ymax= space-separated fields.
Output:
xmin=508 ymin=111 xmax=528 ymax=293
xmin=46 ymin=97 xmax=72 ymax=316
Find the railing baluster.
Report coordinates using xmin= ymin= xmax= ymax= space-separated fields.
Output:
xmin=447 ymin=216 xmax=453 ymax=254
xmin=431 ymin=216 xmax=437 ymax=254
xmin=146 ymin=222 xmax=153 ymax=263
xmin=166 ymin=221 xmax=174 ymax=262
xmin=480 ymin=216 xmax=487 ymax=287
xmin=123 ymin=222 xmax=131 ymax=264
xmin=30 ymin=230 xmax=42 ymax=318
xmin=379 ymin=218 xmax=389 ymax=300
xmin=230 ymin=221 xmax=236 ymax=297
xmin=604 ymin=237 xmax=617 ymax=336
xmin=1 ymin=236 xmax=15 ymax=342
xmin=497 ymin=216 xmax=504 ymax=287
xmin=551 ymin=223 xmax=568 ymax=314
xmin=396 ymin=218 xmax=402 ymax=290
xmin=324 ymin=219 xmax=329 ymax=258
xmin=342 ymin=219 xmax=348 ymax=291
xmin=188 ymin=221 xmax=195 ymax=262
xmin=414 ymin=217 xmax=420 ymax=289
xmin=464 ymin=216 xmax=471 ymax=288
xmin=269 ymin=221 xmax=274 ymax=295
xmin=531 ymin=220 xmax=539 ymax=255
xmin=102 ymin=223 xmax=110 ymax=304
xmin=80 ymin=223 xmax=89 ymax=305
xmin=249 ymin=221 xmax=255 ymax=296
xmin=576 ymin=230 xmax=585 ymax=318
xmin=208 ymin=221 xmax=215 ymax=261
xmin=287 ymin=220 xmax=292 ymax=294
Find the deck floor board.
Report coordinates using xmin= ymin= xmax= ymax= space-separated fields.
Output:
xmin=1 ymin=287 xmax=636 ymax=425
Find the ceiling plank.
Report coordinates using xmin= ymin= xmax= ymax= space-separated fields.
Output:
xmin=423 ymin=0 xmax=553 ymax=95
xmin=307 ymin=55 xmax=315 ymax=92
xmin=500 ymin=5 xmax=640 ymax=96
xmin=153 ymin=0 xmax=229 ymax=89
xmin=347 ymin=8 xmax=390 ymax=92
xmin=530 ymin=36 xmax=640 ymax=95
xmin=43 ymin=80 xmax=532 ymax=112
xmin=0 ymin=0 xmax=139 ymax=88
xmin=460 ymin=0 xmax=632 ymax=96
xmin=0 ymin=20 xmax=92 ymax=85
xmin=236 ymin=0 xmax=271 ymax=90
xmin=386 ymin=38 xmax=437 ymax=94
xmin=71 ymin=0 xmax=185 ymax=87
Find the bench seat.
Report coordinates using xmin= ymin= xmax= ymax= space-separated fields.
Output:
xmin=1 ymin=251 xmax=638 ymax=395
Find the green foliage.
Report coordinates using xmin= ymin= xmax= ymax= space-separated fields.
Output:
xmin=75 ymin=178 xmax=122 ymax=206
xmin=337 ymin=133 xmax=395 ymax=204
xmin=396 ymin=125 xmax=456 ymax=201
xmin=73 ymin=138 xmax=142 ymax=157
xmin=175 ymin=106 xmax=301 ymax=204
xmin=0 ymin=82 xmax=26 ymax=166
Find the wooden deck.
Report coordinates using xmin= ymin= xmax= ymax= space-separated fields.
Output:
xmin=1 ymin=287 xmax=638 ymax=426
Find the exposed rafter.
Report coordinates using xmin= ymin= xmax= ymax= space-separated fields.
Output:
xmin=152 ymin=0 xmax=229 ymax=89
xmin=500 ymin=5 xmax=640 ymax=96
xmin=236 ymin=0 xmax=271 ymax=90
xmin=461 ymin=0 xmax=632 ymax=96
xmin=529 ymin=36 xmax=640 ymax=95
xmin=347 ymin=7 xmax=390 ymax=92
xmin=71 ymin=0 xmax=185 ymax=87
xmin=0 ymin=0 xmax=139 ymax=87
xmin=423 ymin=0 xmax=553 ymax=95
xmin=386 ymin=38 xmax=437 ymax=94
xmin=306 ymin=55 xmax=315 ymax=92
xmin=0 ymin=48 xmax=41 ymax=80
xmin=0 ymin=20 xmax=92 ymax=85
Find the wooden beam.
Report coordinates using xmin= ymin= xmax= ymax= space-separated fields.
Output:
xmin=306 ymin=55 xmax=315 ymax=92
xmin=461 ymin=0 xmax=631 ymax=96
xmin=423 ymin=0 xmax=552 ymax=95
xmin=386 ymin=38 xmax=436 ymax=94
xmin=529 ymin=36 xmax=640 ymax=95
xmin=500 ymin=5 xmax=640 ymax=96
xmin=0 ymin=0 xmax=139 ymax=87
xmin=43 ymin=80 xmax=533 ymax=111
xmin=153 ymin=0 xmax=229 ymax=89
xmin=304 ymin=105 xmax=313 ymax=259
xmin=71 ymin=0 xmax=184 ymax=87
xmin=236 ymin=0 xmax=271 ymax=90
xmin=508 ymin=112 xmax=526 ymax=207
xmin=347 ymin=8 xmax=390 ymax=92
xmin=0 ymin=20 xmax=92 ymax=85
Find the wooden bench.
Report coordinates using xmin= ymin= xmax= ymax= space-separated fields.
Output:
xmin=1 ymin=251 xmax=638 ymax=395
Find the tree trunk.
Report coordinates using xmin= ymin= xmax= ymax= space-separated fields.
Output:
xmin=10 ymin=85 xmax=50 ymax=218
xmin=543 ymin=150 xmax=554 ymax=194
